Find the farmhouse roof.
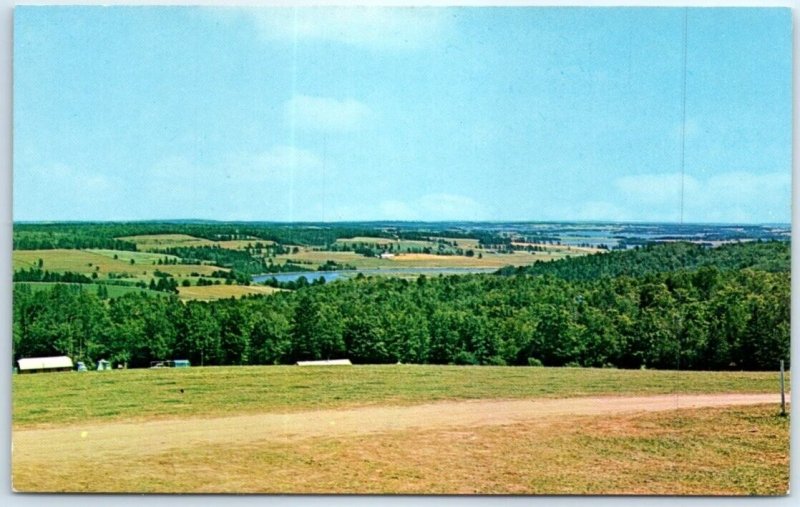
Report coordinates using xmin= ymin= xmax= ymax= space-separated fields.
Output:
xmin=18 ymin=356 xmax=74 ymax=371
xmin=296 ymin=359 xmax=352 ymax=366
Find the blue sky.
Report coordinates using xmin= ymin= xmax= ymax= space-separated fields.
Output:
xmin=13 ymin=6 xmax=791 ymax=223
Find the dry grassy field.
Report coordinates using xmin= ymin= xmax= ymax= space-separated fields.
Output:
xmin=13 ymin=249 xmax=225 ymax=283
xmin=117 ymin=233 xmax=221 ymax=250
xmin=176 ymin=284 xmax=283 ymax=301
xmin=119 ymin=234 xmax=271 ymax=251
xmin=11 ymin=365 xmax=790 ymax=494
xmin=277 ymin=247 xmax=574 ymax=270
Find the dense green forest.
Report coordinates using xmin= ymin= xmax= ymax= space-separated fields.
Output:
xmin=503 ymin=241 xmax=790 ymax=280
xmin=12 ymin=241 xmax=790 ymax=371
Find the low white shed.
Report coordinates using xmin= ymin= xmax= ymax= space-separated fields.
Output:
xmin=17 ymin=356 xmax=74 ymax=374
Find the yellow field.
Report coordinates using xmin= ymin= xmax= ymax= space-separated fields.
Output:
xmin=14 ymin=249 xmax=154 ymax=274
xmin=275 ymin=247 xmax=578 ymax=270
xmin=340 ymin=236 xmax=480 ymax=251
xmin=511 ymin=241 xmax=604 ymax=254
xmin=337 ymin=236 xmax=400 ymax=244
xmin=118 ymin=234 xmax=272 ymax=252
xmin=217 ymin=240 xmax=273 ymax=250
xmin=117 ymin=234 xmax=220 ymax=251
xmin=13 ymin=249 xmax=225 ymax=282
xmin=335 ymin=236 xmax=437 ymax=249
xmin=88 ymin=249 xmax=181 ymax=264
xmin=391 ymin=251 xmax=568 ymax=268
xmin=276 ymin=250 xmax=392 ymax=269
xmin=432 ymin=237 xmax=481 ymax=249
xmin=177 ymin=284 xmax=282 ymax=301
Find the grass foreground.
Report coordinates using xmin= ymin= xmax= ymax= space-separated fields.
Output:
xmin=12 ymin=365 xmax=790 ymax=495
xmin=12 ymin=365 xmax=789 ymax=428
xmin=16 ymin=404 xmax=784 ymax=495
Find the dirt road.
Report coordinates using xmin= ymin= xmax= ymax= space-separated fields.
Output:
xmin=13 ymin=392 xmax=786 ymax=466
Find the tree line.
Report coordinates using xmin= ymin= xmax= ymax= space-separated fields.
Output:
xmin=503 ymin=241 xmax=790 ymax=280
xmin=12 ymin=241 xmax=789 ymax=371
xmin=14 ymin=222 xmax=513 ymax=251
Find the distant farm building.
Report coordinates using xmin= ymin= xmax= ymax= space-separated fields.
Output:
xmin=150 ymin=359 xmax=191 ymax=369
xmin=379 ymin=252 xmax=395 ymax=259
xmin=296 ymin=359 xmax=352 ymax=366
xmin=17 ymin=356 xmax=74 ymax=374
xmin=96 ymin=359 xmax=111 ymax=371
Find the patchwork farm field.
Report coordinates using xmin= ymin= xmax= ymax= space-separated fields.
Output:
xmin=279 ymin=247 xmax=571 ymax=269
xmin=12 ymin=365 xmax=790 ymax=494
xmin=116 ymin=233 xmax=223 ymax=250
xmin=13 ymin=249 xmax=224 ymax=282
xmin=13 ymin=230 xmax=578 ymax=302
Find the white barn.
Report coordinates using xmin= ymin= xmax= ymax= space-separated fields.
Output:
xmin=296 ymin=359 xmax=352 ymax=366
xmin=17 ymin=356 xmax=74 ymax=374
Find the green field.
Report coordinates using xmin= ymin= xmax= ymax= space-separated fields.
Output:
xmin=12 ymin=365 xmax=788 ymax=428
xmin=13 ymin=249 xmax=225 ymax=280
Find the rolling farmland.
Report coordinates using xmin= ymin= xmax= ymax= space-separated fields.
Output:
xmin=11 ymin=221 xmax=792 ymax=494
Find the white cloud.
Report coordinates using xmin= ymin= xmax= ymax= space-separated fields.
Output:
xmin=244 ymin=7 xmax=452 ymax=50
xmin=285 ymin=95 xmax=372 ymax=132
xmin=614 ymin=171 xmax=790 ymax=223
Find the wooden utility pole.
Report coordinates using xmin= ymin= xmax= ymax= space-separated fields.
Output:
xmin=780 ymin=360 xmax=786 ymax=416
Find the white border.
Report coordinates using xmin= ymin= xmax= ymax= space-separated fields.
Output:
xmin=1 ymin=1 xmax=796 ymax=506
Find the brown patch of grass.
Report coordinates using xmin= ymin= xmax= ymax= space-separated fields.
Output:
xmin=12 ymin=405 xmax=788 ymax=494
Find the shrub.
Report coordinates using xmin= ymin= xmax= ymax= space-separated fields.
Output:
xmin=454 ymin=351 xmax=478 ymax=365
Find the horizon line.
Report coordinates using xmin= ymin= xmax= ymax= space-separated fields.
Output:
xmin=11 ymin=218 xmax=791 ymax=227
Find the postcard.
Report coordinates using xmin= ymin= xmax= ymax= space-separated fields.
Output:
xmin=10 ymin=5 xmax=791 ymax=494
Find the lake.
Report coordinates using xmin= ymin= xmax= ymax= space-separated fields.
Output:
xmin=252 ymin=267 xmax=498 ymax=284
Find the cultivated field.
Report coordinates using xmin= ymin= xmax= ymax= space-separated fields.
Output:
xmin=176 ymin=284 xmax=283 ymax=301
xmin=278 ymin=247 xmax=572 ymax=270
xmin=11 ymin=366 xmax=790 ymax=494
xmin=13 ymin=249 xmax=225 ymax=283
xmin=119 ymin=234 xmax=272 ymax=251
xmin=117 ymin=233 xmax=222 ymax=250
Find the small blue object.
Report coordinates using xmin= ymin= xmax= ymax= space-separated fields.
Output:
xmin=173 ymin=359 xmax=191 ymax=368
xmin=77 ymin=362 xmax=87 ymax=372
